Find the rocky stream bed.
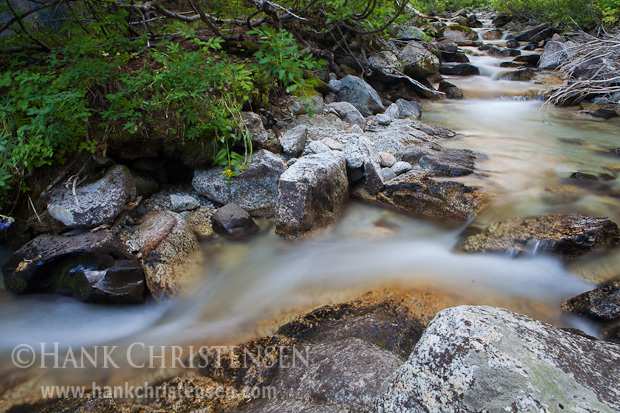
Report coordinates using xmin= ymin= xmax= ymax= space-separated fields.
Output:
xmin=2 ymin=9 xmax=620 ymax=413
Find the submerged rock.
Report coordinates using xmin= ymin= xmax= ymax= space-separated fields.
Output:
xmin=212 ymin=203 xmax=259 ymax=240
xmin=48 ymin=164 xmax=136 ymax=229
xmin=375 ymin=305 xmax=620 ymax=412
xmin=126 ymin=211 xmax=199 ymax=299
xmin=336 ymin=75 xmax=385 ymax=116
xmin=192 ymin=150 xmax=286 ymax=217
xmin=563 ymin=281 xmax=620 ymax=321
xmin=3 ymin=230 xmax=145 ymax=304
xmin=462 ymin=214 xmax=620 ymax=257
xmin=438 ymin=81 xmax=464 ymax=99
xmin=275 ymin=151 xmax=348 ymax=238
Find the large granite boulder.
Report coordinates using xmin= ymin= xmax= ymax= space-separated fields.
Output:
xmin=440 ymin=25 xmax=478 ymax=44
xmin=47 ymin=164 xmax=136 ymax=229
xmin=396 ymin=41 xmax=440 ymax=79
xmin=462 ymin=214 xmax=620 ymax=257
xmin=192 ymin=149 xmax=286 ymax=217
xmin=375 ymin=305 xmax=620 ymax=412
xmin=275 ymin=151 xmax=348 ymax=238
xmin=2 ymin=231 xmax=145 ymax=304
xmin=126 ymin=211 xmax=199 ymax=299
xmin=336 ymin=75 xmax=385 ymax=116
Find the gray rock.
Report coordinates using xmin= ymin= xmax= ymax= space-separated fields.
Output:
xmin=439 ymin=63 xmax=480 ymax=76
xmin=482 ymin=29 xmax=503 ymax=40
xmin=391 ymin=161 xmax=412 ymax=175
xmin=212 ymin=204 xmax=259 ymax=240
xmin=327 ymin=101 xmax=366 ymax=130
xmin=2 ymin=231 xmax=145 ymax=304
xmin=384 ymin=103 xmax=400 ymax=119
xmin=375 ymin=305 xmax=620 ymax=412
xmin=131 ymin=170 xmax=159 ymax=198
xmin=307 ymin=140 xmax=331 ymax=154
xmin=462 ymin=214 xmax=620 ymax=257
xmin=127 ymin=211 xmax=199 ymax=299
xmin=395 ymin=99 xmax=422 ymax=119
xmin=275 ymin=151 xmax=348 ymax=238
xmin=169 ymin=193 xmax=200 ymax=212
xmin=397 ymin=147 xmax=475 ymax=177
xmin=441 ymin=25 xmax=478 ymax=43
xmin=359 ymin=137 xmax=385 ymax=195
xmin=241 ymin=111 xmax=269 ymax=146
xmin=322 ymin=138 xmax=344 ymax=151
xmin=327 ymin=79 xmax=342 ymax=93
xmin=382 ymin=167 xmax=397 ymax=181
xmin=368 ymin=50 xmax=404 ymax=76
xmin=281 ymin=124 xmax=308 ymax=156
xmin=396 ymin=41 xmax=440 ymax=79
xmin=396 ymin=24 xmax=427 ymax=41
xmin=192 ymin=150 xmax=286 ymax=217
xmin=48 ymin=164 xmax=136 ymax=229
xmin=343 ymin=143 xmax=365 ymax=169
xmin=379 ymin=151 xmax=397 ymax=167
xmin=292 ymin=95 xmax=325 ymax=116
xmin=336 ymin=75 xmax=385 ymax=116
xmin=376 ymin=113 xmax=393 ymax=126
xmin=539 ymin=41 xmax=571 ymax=70
xmin=438 ymin=80 xmax=464 ymax=99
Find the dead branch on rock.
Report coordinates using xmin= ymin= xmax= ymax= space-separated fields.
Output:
xmin=546 ymin=30 xmax=620 ymax=106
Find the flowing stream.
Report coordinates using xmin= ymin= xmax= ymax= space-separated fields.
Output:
xmin=2 ymin=21 xmax=620 ymax=393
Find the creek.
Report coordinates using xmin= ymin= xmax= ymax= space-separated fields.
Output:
xmin=1 ymin=19 xmax=620 ymax=393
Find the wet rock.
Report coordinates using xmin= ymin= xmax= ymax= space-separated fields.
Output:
xmin=563 ymin=281 xmax=620 ymax=321
xmin=438 ymin=80 xmax=464 ymax=99
xmin=439 ymin=63 xmax=480 ymax=76
xmin=539 ymin=41 xmax=571 ymax=70
xmin=433 ymin=39 xmax=458 ymax=54
xmin=375 ymin=305 xmax=620 ymax=412
xmin=126 ymin=211 xmax=199 ymax=299
xmin=192 ymin=150 xmax=286 ymax=217
xmin=280 ymin=125 xmax=308 ymax=156
xmin=275 ymin=151 xmax=348 ymax=238
xmin=513 ymin=54 xmax=541 ymax=67
xmin=394 ymin=98 xmax=422 ymax=119
xmin=391 ymin=161 xmax=412 ymax=175
xmin=327 ymin=101 xmax=366 ymax=130
xmin=353 ymin=170 xmax=488 ymax=221
xmin=336 ymin=75 xmax=385 ymax=116
xmin=492 ymin=14 xmax=512 ymax=27
xmin=524 ymin=41 xmax=539 ymax=51
xmin=212 ymin=203 xmax=259 ymax=240
xmin=482 ymin=29 xmax=503 ymax=40
xmin=398 ymin=147 xmax=476 ymax=177
xmin=27 ymin=210 xmax=68 ymax=235
xmin=379 ymin=151 xmax=397 ymax=167
xmin=179 ymin=206 xmax=215 ymax=238
xmin=500 ymin=68 xmax=536 ymax=81
xmin=441 ymin=25 xmax=478 ymax=43
xmin=396 ymin=41 xmax=440 ymax=79
xmin=516 ymin=23 xmax=553 ymax=42
xmin=48 ymin=164 xmax=136 ymax=229
xmin=462 ymin=214 xmax=620 ymax=257
xmin=3 ymin=230 xmax=145 ymax=304
xmin=506 ymin=38 xmax=519 ymax=49
xmin=169 ymin=193 xmax=200 ymax=212
xmin=488 ymin=46 xmax=521 ymax=57
xmin=441 ymin=51 xmax=470 ymax=63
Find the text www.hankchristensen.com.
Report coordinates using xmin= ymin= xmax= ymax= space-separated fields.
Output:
xmin=41 ymin=382 xmax=277 ymax=400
